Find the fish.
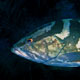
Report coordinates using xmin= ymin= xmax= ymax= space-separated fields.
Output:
xmin=11 ymin=18 xmax=80 ymax=67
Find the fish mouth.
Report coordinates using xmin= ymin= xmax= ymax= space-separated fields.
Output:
xmin=11 ymin=47 xmax=46 ymax=62
xmin=11 ymin=47 xmax=30 ymax=58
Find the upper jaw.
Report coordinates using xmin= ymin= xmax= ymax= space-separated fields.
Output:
xmin=11 ymin=47 xmax=30 ymax=59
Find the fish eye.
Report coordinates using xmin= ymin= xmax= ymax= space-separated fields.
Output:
xmin=27 ymin=39 xmax=33 ymax=42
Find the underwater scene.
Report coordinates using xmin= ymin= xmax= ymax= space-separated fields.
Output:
xmin=0 ymin=0 xmax=80 ymax=80
xmin=12 ymin=19 xmax=80 ymax=67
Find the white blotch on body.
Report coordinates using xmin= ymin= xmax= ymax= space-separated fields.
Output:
xmin=69 ymin=43 xmax=71 ymax=46
xmin=73 ymin=36 xmax=75 ymax=39
xmin=55 ymin=19 xmax=71 ymax=40
xmin=76 ymin=38 xmax=80 ymax=51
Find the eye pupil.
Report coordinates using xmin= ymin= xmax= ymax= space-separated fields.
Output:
xmin=28 ymin=40 xmax=31 ymax=42
xmin=27 ymin=39 xmax=33 ymax=42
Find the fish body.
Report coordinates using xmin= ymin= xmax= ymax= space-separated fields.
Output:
xmin=11 ymin=19 xmax=80 ymax=67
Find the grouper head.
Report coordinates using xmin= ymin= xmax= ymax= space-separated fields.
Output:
xmin=11 ymin=19 xmax=80 ymax=67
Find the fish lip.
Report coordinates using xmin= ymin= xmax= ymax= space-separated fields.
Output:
xmin=11 ymin=47 xmax=31 ymax=59
xmin=11 ymin=47 xmax=45 ymax=62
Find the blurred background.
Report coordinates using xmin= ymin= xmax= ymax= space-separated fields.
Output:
xmin=0 ymin=0 xmax=80 ymax=80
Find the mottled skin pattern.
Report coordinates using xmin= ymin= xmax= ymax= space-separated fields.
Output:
xmin=12 ymin=19 xmax=80 ymax=67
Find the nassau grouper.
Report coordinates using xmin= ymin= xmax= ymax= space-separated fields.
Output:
xmin=11 ymin=19 xmax=80 ymax=67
